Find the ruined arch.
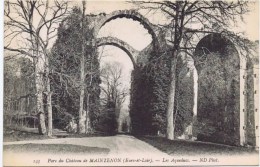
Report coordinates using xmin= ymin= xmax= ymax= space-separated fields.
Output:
xmin=193 ymin=33 xmax=243 ymax=146
xmin=96 ymin=37 xmax=136 ymax=134
xmin=96 ymin=37 xmax=139 ymax=68
xmin=94 ymin=10 xmax=160 ymax=50
xmin=194 ymin=33 xmax=240 ymax=62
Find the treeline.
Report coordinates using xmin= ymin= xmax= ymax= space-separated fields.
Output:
xmin=50 ymin=7 xmax=120 ymax=134
xmin=4 ymin=57 xmax=37 ymax=128
xmin=4 ymin=7 xmax=119 ymax=135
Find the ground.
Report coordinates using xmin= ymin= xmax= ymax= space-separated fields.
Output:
xmin=3 ymin=129 xmax=259 ymax=166
xmin=137 ymin=136 xmax=258 ymax=156
xmin=4 ymin=134 xmax=168 ymax=156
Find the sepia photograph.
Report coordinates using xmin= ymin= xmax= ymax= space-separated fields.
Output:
xmin=2 ymin=0 xmax=259 ymax=166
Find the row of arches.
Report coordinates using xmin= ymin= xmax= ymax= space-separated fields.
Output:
xmin=92 ymin=9 xmax=258 ymax=147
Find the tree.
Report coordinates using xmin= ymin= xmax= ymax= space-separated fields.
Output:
xmin=50 ymin=7 xmax=101 ymax=133
xmin=4 ymin=0 xmax=69 ymax=135
xmin=135 ymin=1 xmax=249 ymax=140
xmin=100 ymin=62 xmax=128 ymax=112
xmin=129 ymin=65 xmax=154 ymax=135
xmin=78 ymin=1 xmax=87 ymax=134
xmin=99 ymin=62 xmax=128 ymax=133
xmin=4 ymin=56 xmax=36 ymax=126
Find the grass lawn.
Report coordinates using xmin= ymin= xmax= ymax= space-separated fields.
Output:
xmin=137 ymin=136 xmax=258 ymax=156
xmin=4 ymin=128 xmax=51 ymax=142
xmin=3 ymin=127 xmax=107 ymax=142
xmin=4 ymin=144 xmax=110 ymax=155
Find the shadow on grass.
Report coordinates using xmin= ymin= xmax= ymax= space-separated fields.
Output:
xmin=4 ymin=144 xmax=110 ymax=155
xmin=3 ymin=128 xmax=114 ymax=142
xmin=136 ymin=136 xmax=258 ymax=156
xmin=4 ymin=130 xmax=51 ymax=142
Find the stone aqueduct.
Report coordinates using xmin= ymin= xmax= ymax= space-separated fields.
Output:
xmin=85 ymin=10 xmax=258 ymax=147
xmin=96 ymin=37 xmax=139 ymax=67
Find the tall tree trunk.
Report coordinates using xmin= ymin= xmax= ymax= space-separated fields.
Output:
xmin=78 ymin=49 xmax=86 ymax=133
xmin=86 ymin=53 xmax=94 ymax=133
xmin=84 ymin=0 xmax=93 ymax=134
xmin=166 ymin=53 xmax=178 ymax=140
xmin=78 ymin=1 xmax=86 ymax=134
xmin=85 ymin=93 xmax=91 ymax=133
xmin=46 ymin=55 xmax=53 ymax=136
xmin=35 ymin=55 xmax=47 ymax=135
xmin=166 ymin=2 xmax=182 ymax=140
xmin=31 ymin=15 xmax=47 ymax=134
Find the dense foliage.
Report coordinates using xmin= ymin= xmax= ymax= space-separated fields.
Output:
xmin=194 ymin=34 xmax=240 ymax=145
xmin=130 ymin=48 xmax=194 ymax=137
xmin=4 ymin=57 xmax=37 ymax=128
xmin=130 ymin=65 xmax=154 ymax=135
xmin=97 ymin=101 xmax=118 ymax=135
xmin=4 ymin=57 xmax=36 ymax=114
xmin=50 ymin=7 xmax=101 ymax=131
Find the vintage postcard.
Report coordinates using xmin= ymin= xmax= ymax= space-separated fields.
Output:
xmin=2 ymin=0 xmax=259 ymax=166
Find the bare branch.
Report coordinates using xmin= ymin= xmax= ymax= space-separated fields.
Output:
xmin=4 ymin=47 xmax=35 ymax=58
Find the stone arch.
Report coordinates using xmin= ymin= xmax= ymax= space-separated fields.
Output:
xmin=193 ymin=33 xmax=242 ymax=146
xmin=96 ymin=37 xmax=139 ymax=68
xmin=194 ymin=33 xmax=240 ymax=62
xmin=94 ymin=10 xmax=160 ymax=50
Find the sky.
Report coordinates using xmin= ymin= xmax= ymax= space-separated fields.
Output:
xmin=72 ymin=0 xmax=259 ymax=41
xmin=96 ymin=13 xmax=152 ymax=113
xmin=89 ymin=1 xmax=259 ymax=113
xmin=97 ymin=18 xmax=152 ymax=111
xmin=4 ymin=1 xmax=258 ymax=57
xmin=3 ymin=0 xmax=259 ymax=116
